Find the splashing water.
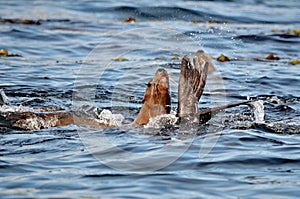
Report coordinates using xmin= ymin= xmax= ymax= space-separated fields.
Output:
xmin=0 ymin=89 xmax=9 ymax=106
xmin=96 ymin=109 xmax=124 ymax=127
xmin=0 ymin=104 xmax=37 ymax=113
xmin=15 ymin=116 xmax=59 ymax=131
xmin=252 ymin=100 xmax=265 ymax=123
xmin=144 ymin=114 xmax=178 ymax=129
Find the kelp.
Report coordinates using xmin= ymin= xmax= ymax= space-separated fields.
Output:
xmin=192 ymin=20 xmax=227 ymax=24
xmin=214 ymin=53 xmax=299 ymax=66
xmin=217 ymin=54 xmax=230 ymax=62
xmin=0 ymin=18 xmax=41 ymax=25
xmin=112 ymin=55 xmax=180 ymax=62
xmin=0 ymin=49 xmax=22 ymax=57
xmin=272 ymin=29 xmax=300 ymax=35
xmin=112 ymin=57 xmax=128 ymax=61
xmin=123 ymin=17 xmax=138 ymax=23
xmin=266 ymin=53 xmax=280 ymax=61
xmin=289 ymin=60 xmax=300 ymax=65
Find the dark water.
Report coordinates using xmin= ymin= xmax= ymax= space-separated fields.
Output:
xmin=1 ymin=0 xmax=300 ymax=198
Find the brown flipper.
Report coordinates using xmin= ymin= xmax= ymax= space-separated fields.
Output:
xmin=177 ymin=50 xmax=209 ymax=117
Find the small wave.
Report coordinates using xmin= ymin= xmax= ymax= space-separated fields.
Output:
xmin=110 ymin=6 xmax=205 ymax=21
xmin=254 ymin=121 xmax=300 ymax=134
xmin=236 ymin=34 xmax=300 ymax=44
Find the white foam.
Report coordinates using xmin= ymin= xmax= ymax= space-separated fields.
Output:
xmin=15 ymin=116 xmax=59 ymax=130
xmin=96 ymin=109 xmax=124 ymax=127
xmin=0 ymin=105 xmax=37 ymax=113
xmin=144 ymin=114 xmax=178 ymax=129
xmin=0 ymin=89 xmax=9 ymax=105
xmin=269 ymin=96 xmax=284 ymax=105
xmin=252 ymin=100 xmax=265 ymax=123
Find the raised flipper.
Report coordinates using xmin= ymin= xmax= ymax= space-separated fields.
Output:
xmin=177 ymin=51 xmax=253 ymax=124
xmin=177 ymin=50 xmax=209 ymax=118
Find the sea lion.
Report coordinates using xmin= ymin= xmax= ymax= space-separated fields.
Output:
xmin=135 ymin=50 xmax=250 ymax=125
xmin=134 ymin=68 xmax=171 ymax=125
xmin=0 ymin=50 xmax=251 ymax=130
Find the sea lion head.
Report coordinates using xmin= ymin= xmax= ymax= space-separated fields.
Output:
xmin=134 ymin=68 xmax=171 ymax=125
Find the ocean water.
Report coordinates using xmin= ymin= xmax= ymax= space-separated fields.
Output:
xmin=1 ymin=0 xmax=300 ymax=198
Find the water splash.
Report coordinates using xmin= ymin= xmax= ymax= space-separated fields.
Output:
xmin=14 ymin=116 xmax=59 ymax=131
xmin=96 ymin=109 xmax=124 ymax=127
xmin=0 ymin=104 xmax=37 ymax=113
xmin=268 ymin=96 xmax=285 ymax=105
xmin=0 ymin=89 xmax=9 ymax=106
xmin=144 ymin=114 xmax=178 ymax=129
xmin=252 ymin=100 xmax=265 ymax=123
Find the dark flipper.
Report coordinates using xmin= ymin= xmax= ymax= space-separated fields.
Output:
xmin=179 ymin=100 xmax=253 ymax=124
xmin=177 ymin=50 xmax=209 ymax=117
xmin=177 ymin=50 xmax=253 ymax=124
xmin=197 ymin=100 xmax=252 ymax=124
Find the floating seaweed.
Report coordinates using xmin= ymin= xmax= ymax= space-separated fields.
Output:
xmin=217 ymin=54 xmax=230 ymax=62
xmin=288 ymin=29 xmax=300 ymax=35
xmin=0 ymin=49 xmax=8 ymax=56
xmin=0 ymin=49 xmax=22 ymax=57
xmin=289 ymin=60 xmax=300 ymax=65
xmin=192 ymin=20 xmax=201 ymax=24
xmin=192 ymin=20 xmax=227 ymax=24
xmin=0 ymin=18 xmax=41 ymax=25
xmin=171 ymin=56 xmax=179 ymax=60
xmin=266 ymin=53 xmax=280 ymax=61
xmin=123 ymin=17 xmax=138 ymax=23
xmin=154 ymin=57 xmax=167 ymax=61
xmin=271 ymin=29 xmax=300 ymax=35
xmin=205 ymin=20 xmax=226 ymax=24
xmin=271 ymin=29 xmax=285 ymax=33
xmin=112 ymin=57 xmax=128 ymax=61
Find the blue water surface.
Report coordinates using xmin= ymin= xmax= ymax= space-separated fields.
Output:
xmin=1 ymin=0 xmax=300 ymax=198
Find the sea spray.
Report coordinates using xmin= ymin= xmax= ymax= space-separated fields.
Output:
xmin=97 ymin=109 xmax=124 ymax=127
xmin=252 ymin=100 xmax=265 ymax=123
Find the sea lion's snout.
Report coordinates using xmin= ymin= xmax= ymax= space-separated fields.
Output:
xmin=134 ymin=68 xmax=171 ymax=125
xmin=152 ymin=68 xmax=169 ymax=88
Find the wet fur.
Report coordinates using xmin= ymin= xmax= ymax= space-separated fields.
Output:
xmin=134 ymin=69 xmax=171 ymax=125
